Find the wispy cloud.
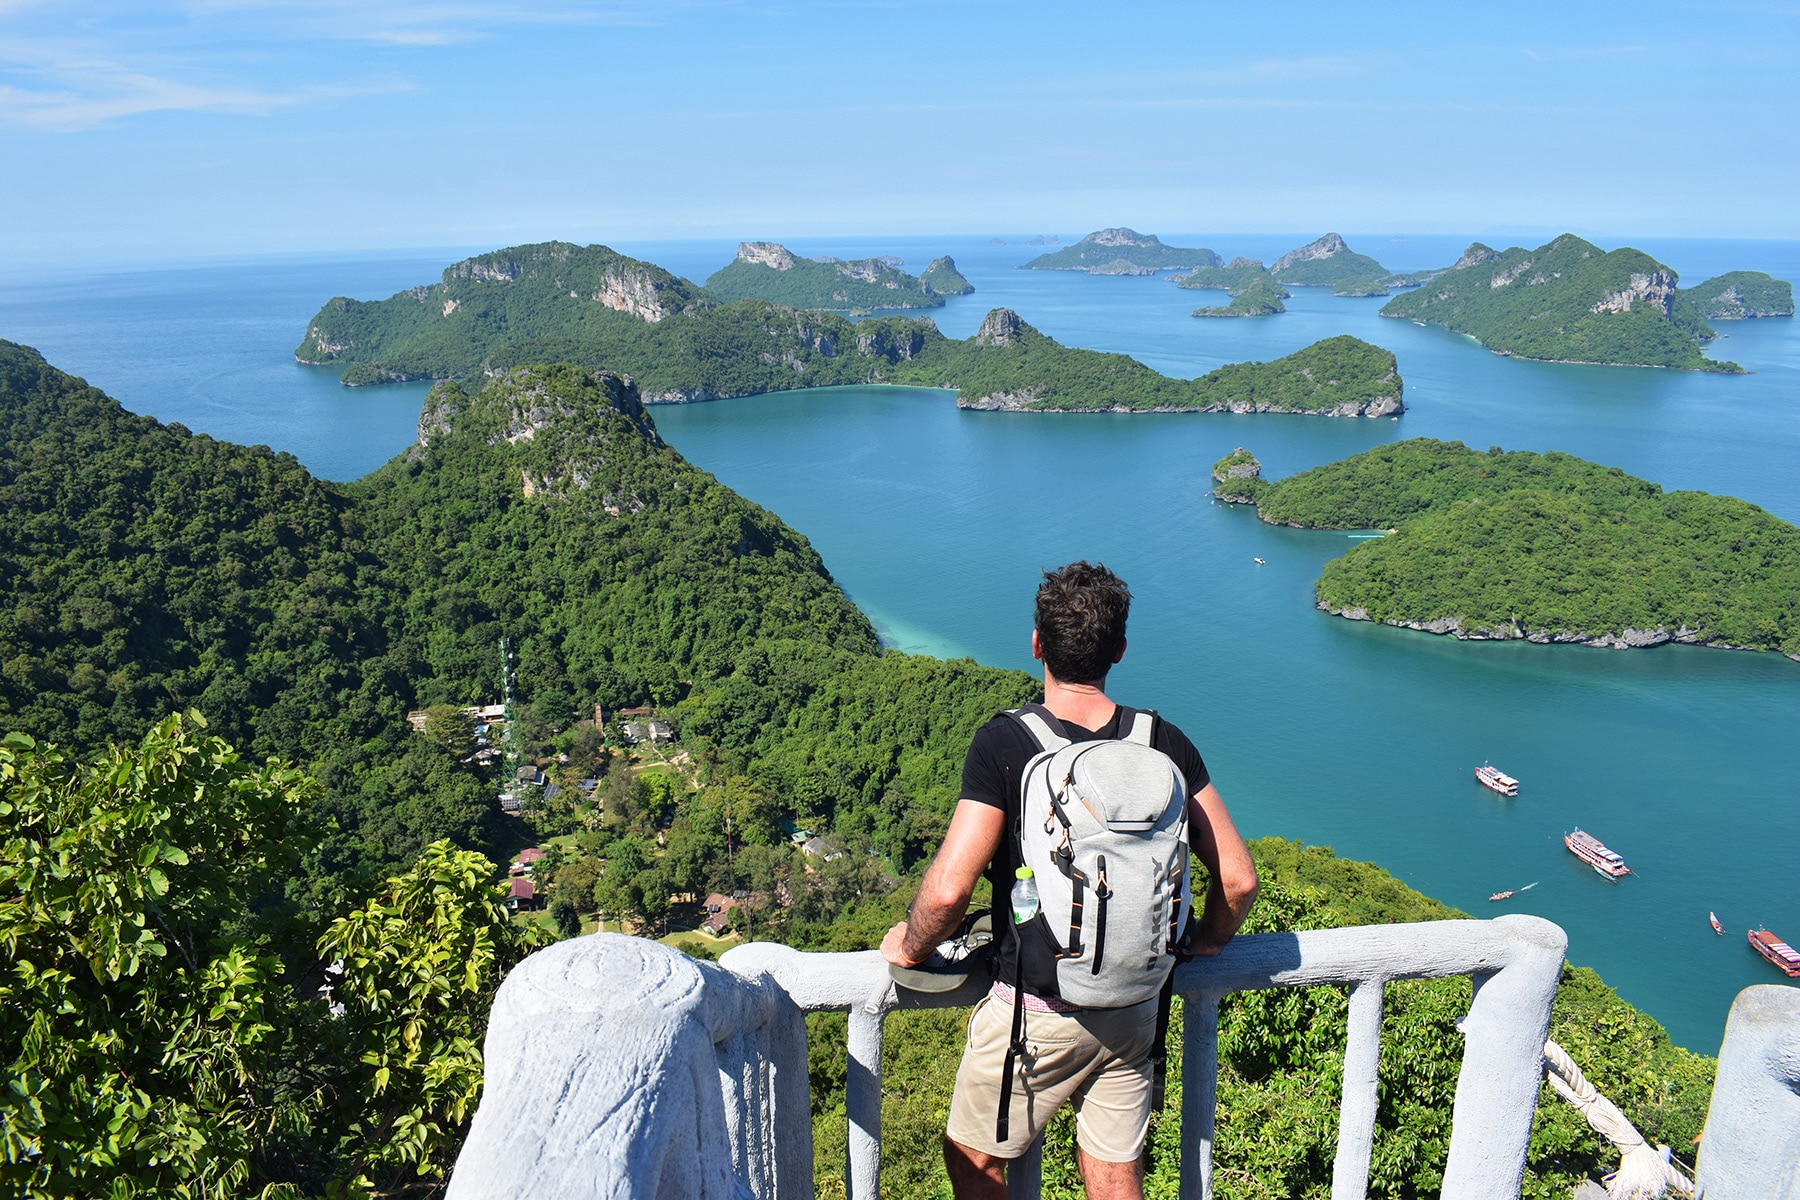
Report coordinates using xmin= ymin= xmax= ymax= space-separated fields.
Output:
xmin=187 ymin=0 xmax=701 ymax=44
xmin=0 ymin=71 xmax=405 ymax=130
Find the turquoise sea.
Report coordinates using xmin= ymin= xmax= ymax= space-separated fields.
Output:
xmin=3 ymin=233 xmax=1797 ymax=1052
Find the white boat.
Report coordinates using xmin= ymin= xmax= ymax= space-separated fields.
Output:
xmin=1475 ymin=762 xmax=1519 ymax=797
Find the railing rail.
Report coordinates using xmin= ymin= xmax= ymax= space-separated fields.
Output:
xmin=726 ymin=914 xmax=1569 ymax=1200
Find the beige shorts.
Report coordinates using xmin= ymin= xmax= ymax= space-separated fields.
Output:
xmin=944 ymin=990 xmax=1158 ymax=1163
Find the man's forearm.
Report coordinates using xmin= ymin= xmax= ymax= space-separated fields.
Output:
xmin=1189 ymin=874 xmax=1254 ymax=952
xmin=899 ymin=886 xmax=968 ymax=963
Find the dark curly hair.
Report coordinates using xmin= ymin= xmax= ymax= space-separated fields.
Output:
xmin=1034 ymin=561 xmax=1131 ymax=685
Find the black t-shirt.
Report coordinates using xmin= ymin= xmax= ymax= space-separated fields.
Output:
xmin=961 ymin=704 xmax=1210 ymax=995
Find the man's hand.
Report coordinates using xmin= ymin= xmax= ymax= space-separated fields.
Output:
xmin=1180 ymin=926 xmax=1231 ymax=958
xmin=881 ymin=920 xmax=926 ymax=967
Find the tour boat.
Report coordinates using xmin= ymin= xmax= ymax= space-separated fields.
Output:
xmin=1564 ymin=829 xmax=1630 ymax=878
xmin=1254 ymin=557 xmax=1265 ymax=565
xmin=1489 ymin=890 xmax=1514 ymax=902
xmin=1749 ymin=928 xmax=1800 ymax=977
xmin=1475 ymin=763 xmax=1519 ymax=797
xmin=1710 ymin=912 xmax=1724 ymax=936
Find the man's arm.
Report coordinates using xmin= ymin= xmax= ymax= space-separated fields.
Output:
xmin=1183 ymin=782 xmax=1258 ymax=956
xmin=880 ymin=799 xmax=1005 ymax=967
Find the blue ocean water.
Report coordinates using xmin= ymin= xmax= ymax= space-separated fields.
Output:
xmin=2 ymin=234 xmax=1796 ymax=1051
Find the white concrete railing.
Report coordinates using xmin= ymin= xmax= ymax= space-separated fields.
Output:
xmin=448 ymin=915 xmax=1587 ymax=1200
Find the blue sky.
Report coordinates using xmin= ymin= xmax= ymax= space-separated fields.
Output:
xmin=2 ymin=1 xmax=1795 ymax=264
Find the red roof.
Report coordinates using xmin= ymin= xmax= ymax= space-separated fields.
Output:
xmin=516 ymin=848 xmax=547 ymax=865
xmin=703 ymin=892 xmax=737 ymax=912
xmin=508 ymin=879 xmax=536 ymax=900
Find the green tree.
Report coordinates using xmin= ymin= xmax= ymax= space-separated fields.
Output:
xmin=551 ymin=858 xmax=601 ymax=915
xmin=318 ymin=841 xmax=544 ymax=1196
xmin=0 ymin=712 xmax=316 ymax=1200
xmin=419 ymin=705 xmax=475 ymax=762
xmin=548 ymin=899 xmax=581 ymax=940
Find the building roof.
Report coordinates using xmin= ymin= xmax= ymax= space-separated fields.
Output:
xmin=508 ymin=879 xmax=536 ymax=900
xmin=703 ymin=892 xmax=737 ymax=912
xmin=516 ymin=847 xmax=547 ymax=865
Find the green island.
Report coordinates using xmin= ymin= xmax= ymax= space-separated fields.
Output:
xmin=1270 ymin=232 xmax=1414 ymax=292
xmin=1175 ymin=257 xmax=1290 ymax=316
xmin=703 ymin=241 xmax=956 ymax=310
xmin=295 ymin=243 xmax=1405 ymax=415
xmin=1019 ymin=226 xmax=1220 ymax=274
xmin=0 ymin=340 xmax=1713 ymax=1197
xmin=1679 ymin=270 xmax=1794 ymax=320
xmin=1215 ymin=437 xmax=1800 ymax=659
xmin=919 ymin=254 xmax=974 ymax=295
xmin=920 ymin=311 xmax=1403 ymax=414
xmin=1379 ymin=235 xmax=1744 ymax=372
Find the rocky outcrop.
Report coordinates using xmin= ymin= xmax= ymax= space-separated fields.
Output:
xmin=1091 ymin=259 xmax=1157 ymax=276
xmin=1592 ymin=271 xmax=1678 ymax=317
xmin=1452 ymin=243 xmax=1501 ymax=271
xmin=1086 ymin=228 xmax=1159 ymax=248
xmin=974 ymin=308 xmax=1026 ymax=347
xmin=1273 ymin=233 xmax=1349 ymax=273
xmin=854 ymin=325 xmax=927 ymax=361
xmin=737 ymin=242 xmax=797 ymax=271
xmin=1318 ymin=602 xmax=1748 ymax=653
xmin=592 ymin=266 xmax=687 ymax=323
xmin=1212 ymin=449 xmax=1262 ymax=481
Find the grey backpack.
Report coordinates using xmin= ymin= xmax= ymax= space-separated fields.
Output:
xmin=994 ymin=703 xmax=1193 ymax=1143
xmin=1009 ymin=703 xmax=1192 ymax=1008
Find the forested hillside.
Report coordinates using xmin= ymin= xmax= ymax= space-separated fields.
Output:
xmin=1380 ymin=235 xmax=1740 ymax=371
xmin=295 ymin=244 xmax=1406 ymax=415
xmin=1221 ymin=438 xmax=1800 ymax=659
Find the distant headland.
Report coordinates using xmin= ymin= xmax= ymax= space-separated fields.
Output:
xmin=1019 ymin=227 xmax=1219 ymax=275
xmin=703 ymin=242 xmax=970 ymax=310
xmin=1380 ymin=235 xmax=1750 ymax=372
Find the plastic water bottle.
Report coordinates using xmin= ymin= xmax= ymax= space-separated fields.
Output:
xmin=1011 ymin=866 xmax=1039 ymax=924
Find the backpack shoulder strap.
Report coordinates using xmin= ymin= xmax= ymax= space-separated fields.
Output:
xmin=1005 ymin=703 xmax=1071 ymax=753
xmin=1116 ymin=705 xmax=1157 ymax=747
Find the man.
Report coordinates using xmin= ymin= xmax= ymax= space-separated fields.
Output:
xmin=881 ymin=562 xmax=1259 ymax=1200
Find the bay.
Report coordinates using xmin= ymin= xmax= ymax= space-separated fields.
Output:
xmin=3 ymin=233 xmax=1797 ymax=1051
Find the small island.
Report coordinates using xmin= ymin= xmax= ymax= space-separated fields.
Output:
xmin=919 ymin=255 xmax=974 ymax=295
xmin=1177 ymin=258 xmax=1290 ymax=317
xmin=1679 ymin=271 xmax=1794 ymax=320
xmin=1020 ymin=227 xmax=1219 ymax=274
xmin=704 ymin=242 xmax=954 ymax=310
xmin=294 ymin=242 xmax=1405 ymax=417
xmin=1210 ymin=447 xmax=1263 ymax=501
xmin=1216 ymin=438 xmax=1800 ymax=660
xmin=939 ymin=311 xmax=1402 ymax=415
xmin=1379 ymin=235 xmax=1744 ymax=372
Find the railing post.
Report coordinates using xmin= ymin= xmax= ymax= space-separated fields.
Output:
xmin=1179 ymin=991 xmax=1221 ymax=1200
xmin=1439 ymin=916 xmax=1566 ymax=1199
xmin=1694 ymin=984 xmax=1800 ymax=1199
xmin=1332 ymin=978 xmax=1384 ymax=1200
xmin=846 ymin=1001 xmax=886 ymax=1200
